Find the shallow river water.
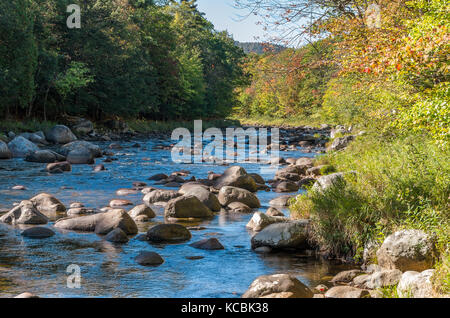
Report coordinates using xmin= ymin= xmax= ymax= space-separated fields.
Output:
xmin=0 ymin=134 xmax=355 ymax=298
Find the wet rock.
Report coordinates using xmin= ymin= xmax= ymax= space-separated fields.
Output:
xmin=0 ymin=140 xmax=12 ymax=159
xmin=148 ymin=173 xmax=169 ymax=181
xmin=397 ymin=269 xmax=435 ymax=298
xmin=274 ymin=171 xmax=301 ymax=182
xmin=12 ymin=185 xmax=27 ymax=191
xmin=249 ymin=173 xmax=265 ymax=184
xmin=21 ymin=226 xmax=55 ymax=239
xmin=352 ymin=269 xmax=402 ymax=290
xmin=116 ymin=189 xmax=138 ymax=196
xmin=376 ymin=230 xmax=435 ymax=272
xmin=165 ymin=196 xmax=213 ymax=219
xmin=266 ymin=207 xmax=284 ymax=217
xmin=275 ymin=181 xmax=299 ymax=193
xmin=246 ymin=212 xmax=289 ymax=232
xmin=132 ymin=181 xmax=147 ymax=189
xmin=325 ymin=286 xmax=370 ymax=298
xmin=227 ymin=202 xmax=252 ymax=213
xmin=55 ymin=209 xmax=138 ymax=235
xmin=269 ymin=196 xmax=294 ymax=207
xmin=254 ymin=246 xmax=272 ymax=254
xmin=60 ymin=140 xmax=102 ymax=158
xmin=30 ymin=193 xmax=66 ymax=216
xmin=295 ymin=157 xmax=314 ymax=169
xmin=135 ymin=251 xmax=164 ymax=266
xmin=0 ymin=201 xmax=48 ymax=225
xmin=93 ymin=164 xmax=106 ymax=172
xmin=312 ymin=173 xmax=345 ymax=192
xmin=67 ymin=208 xmax=92 ymax=216
xmin=190 ymin=238 xmax=224 ymax=250
xmin=143 ymin=189 xmax=181 ymax=206
xmin=270 ymin=157 xmax=287 ymax=165
xmin=8 ymin=136 xmax=39 ymax=158
xmin=243 ymin=274 xmax=313 ymax=298
xmin=46 ymin=125 xmax=77 ymax=144
xmin=213 ymin=166 xmax=257 ymax=192
xmin=128 ymin=204 xmax=155 ymax=221
xmin=141 ymin=187 xmax=157 ymax=194
xmin=218 ymin=186 xmax=261 ymax=208
xmin=46 ymin=161 xmax=71 ymax=173
xmin=182 ymin=186 xmax=221 ymax=212
xmin=105 ymin=228 xmax=129 ymax=243
xmin=146 ymin=224 xmax=191 ymax=243
xmin=110 ymin=199 xmax=133 ymax=208
xmin=331 ymin=269 xmax=362 ymax=285
xmin=67 ymin=147 xmax=94 ymax=164
xmin=25 ymin=150 xmax=65 ymax=163
xmin=14 ymin=292 xmax=40 ymax=298
xmin=251 ymin=220 xmax=309 ymax=250
xmin=178 ymin=182 xmax=209 ymax=195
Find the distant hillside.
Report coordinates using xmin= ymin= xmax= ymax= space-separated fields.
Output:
xmin=235 ymin=42 xmax=287 ymax=54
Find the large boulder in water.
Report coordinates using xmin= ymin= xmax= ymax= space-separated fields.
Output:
xmin=246 ymin=212 xmax=289 ymax=232
xmin=135 ymin=251 xmax=164 ymax=266
xmin=164 ymin=196 xmax=213 ymax=219
xmin=143 ymin=189 xmax=181 ymax=206
xmin=269 ymin=196 xmax=294 ymax=207
xmin=242 ymin=274 xmax=313 ymax=298
xmin=46 ymin=125 xmax=77 ymax=144
xmin=182 ymin=185 xmax=221 ymax=212
xmin=67 ymin=147 xmax=94 ymax=164
xmin=146 ymin=224 xmax=191 ymax=243
xmin=54 ymin=209 xmax=138 ymax=235
xmin=30 ymin=193 xmax=66 ymax=216
xmin=128 ymin=204 xmax=155 ymax=222
xmin=60 ymin=140 xmax=102 ymax=158
xmin=218 ymin=186 xmax=260 ymax=208
xmin=8 ymin=136 xmax=39 ymax=158
xmin=251 ymin=220 xmax=309 ymax=250
xmin=25 ymin=150 xmax=65 ymax=163
xmin=21 ymin=226 xmax=55 ymax=239
xmin=0 ymin=140 xmax=12 ymax=159
xmin=213 ymin=166 xmax=257 ymax=192
xmin=0 ymin=201 xmax=48 ymax=225
xmin=376 ymin=229 xmax=435 ymax=272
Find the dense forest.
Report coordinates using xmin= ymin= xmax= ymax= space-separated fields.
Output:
xmin=235 ymin=41 xmax=286 ymax=54
xmin=0 ymin=0 xmax=246 ymax=121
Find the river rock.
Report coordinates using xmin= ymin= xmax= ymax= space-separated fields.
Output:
xmin=54 ymin=209 xmax=138 ymax=235
xmin=328 ymin=135 xmax=354 ymax=152
xmin=183 ymin=186 xmax=221 ymax=212
xmin=25 ymin=150 xmax=65 ymax=163
xmin=60 ymin=140 xmax=102 ymax=158
xmin=227 ymin=202 xmax=251 ymax=213
xmin=269 ymin=196 xmax=293 ymax=207
xmin=266 ymin=207 xmax=284 ymax=217
xmin=0 ymin=140 xmax=12 ymax=159
xmin=246 ymin=212 xmax=289 ymax=232
xmin=242 ymin=274 xmax=313 ymax=298
xmin=30 ymin=193 xmax=66 ymax=216
xmin=397 ymin=269 xmax=435 ymax=298
xmin=178 ymin=182 xmax=209 ymax=195
xmin=66 ymin=147 xmax=94 ymax=164
xmin=213 ymin=166 xmax=257 ymax=192
xmin=248 ymin=173 xmax=265 ymax=184
xmin=135 ymin=251 xmax=164 ymax=266
xmin=116 ymin=189 xmax=138 ymax=196
xmin=143 ymin=189 xmax=181 ymax=206
xmin=331 ymin=269 xmax=362 ymax=285
xmin=146 ymin=224 xmax=191 ymax=243
xmin=352 ymin=269 xmax=402 ymax=289
xmin=14 ymin=292 xmax=40 ymax=298
xmin=46 ymin=125 xmax=77 ymax=144
xmin=251 ymin=220 xmax=309 ymax=250
xmin=275 ymin=181 xmax=299 ymax=193
xmin=21 ymin=226 xmax=55 ymax=239
xmin=218 ymin=186 xmax=260 ymax=208
xmin=0 ymin=201 xmax=48 ymax=225
xmin=148 ymin=173 xmax=169 ymax=181
xmin=72 ymin=119 xmax=94 ymax=135
xmin=312 ymin=173 xmax=345 ymax=192
xmin=46 ymin=161 xmax=71 ymax=173
xmin=164 ymin=196 xmax=213 ymax=219
xmin=295 ymin=157 xmax=314 ymax=169
xmin=105 ymin=228 xmax=129 ymax=243
xmin=189 ymin=238 xmax=224 ymax=250
xmin=128 ymin=204 xmax=155 ymax=221
xmin=109 ymin=199 xmax=133 ymax=208
xmin=325 ymin=286 xmax=370 ymax=298
xmin=376 ymin=230 xmax=435 ymax=272
xmin=8 ymin=136 xmax=39 ymax=158
xmin=19 ymin=132 xmax=47 ymax=144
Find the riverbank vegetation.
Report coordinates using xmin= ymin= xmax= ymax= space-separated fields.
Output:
xmin=236 ymin=0 xmax=449 ymax=294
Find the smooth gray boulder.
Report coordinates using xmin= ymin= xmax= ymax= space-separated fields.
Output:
xmin=243 ymin=274 xmax=313 ymax=298
xmin=60 ymin=140 xmax=102 ymax=158
xmin=21 ymin=226 xmax=55 ymax=239
xmin=8 ymin=136 xmax=39 ymax=158
xmin=46 ymin=125 xmax=77 ymax=144
xmin=135 ymin=251 xmax=164 ymax=266
xmin=218 ymin=186 xmax=261 ymax=208
xmin=25 ymin=150 xmax=65 ymax=163
xmin=146 ymin=224 xmax=191 ymax=243
xmin=105 ymin=228 xmax=129 ymax=243
xmin=251 ymin=220 xmax=309 ymax=250
xmin=0 ymin=140 xmax=12 ymax=159
xmin=30 ymin=193 xmax=66 ymax=216
xmin=376 ymin=230 xmax=435 ymax=272
xmin=352 ymin=269 xmax=402 ymax=290
xmin=246 ymin=212 xmax=289 ymax=232
xmin=331 ymin=269 xmax=363 ymax=285
xmin=164 ymin=196 xmax=213 ymax=219
xmin=143 ymin=189 xmax=181 ymax=206
xmin=227 ymin=202 xmax=252 ymax=213
xmin=269 ymin=196 xmax=294 ymax=207
xmin=128 ymin=204 xmax=156 ymax=222
xmin=66 ymin=147 xmax=94 ymax=164
xmin=213 ymin=166 xmax=257 ymax=192
xmin=0 ymin=201 xmax=48 ymax=225
xmin=183 ymin=186 xmax=221 ymax=212
xmin=55 ymin=209 xmax=138 ymax=235
xmin=189 ymin=238 xmax=224 ymax=250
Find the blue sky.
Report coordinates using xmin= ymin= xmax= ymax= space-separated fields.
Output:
xmin=196 ymin=0 xmax=266 ymax=42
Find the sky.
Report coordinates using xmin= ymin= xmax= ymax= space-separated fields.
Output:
xmin=196 ymin=0 xmax=266 ymax=43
